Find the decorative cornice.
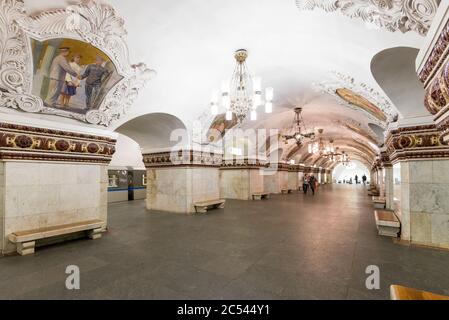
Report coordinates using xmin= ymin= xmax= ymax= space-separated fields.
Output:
xmin=385 ymin=124 xmax=449 ymax=162
xmin=0 ymin=122 xmax=116 ymax=163
xmin=220 ymin=158 xmax=268 ymax=170
xmin=296 ymin=0 xmax=439 ymax=36
xmin=143 ymin=150 xmax=222 ymax=168
xmin=419 ymin=18 xmax=449 ymax=85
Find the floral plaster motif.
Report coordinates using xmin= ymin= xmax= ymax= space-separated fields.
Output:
xmin=296 ymin=0 xmax=439 ymax=36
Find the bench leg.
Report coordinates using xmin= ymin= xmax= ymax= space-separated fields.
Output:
xmin=17 ymin=241 xmax=35 ymax=256
xmin=88 ymin=228 xmax=103 ymax=240
xmin=195 ymin=206 xmax=208 ymax=214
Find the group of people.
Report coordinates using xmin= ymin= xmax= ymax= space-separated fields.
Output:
xmin=343 ymin=174 xmax=368 ymax=185
xmin=45 ymin=47 xmax=110 ymax=110
xmin=354 ymin=174 xmax=368 ymax=185
xmin=302 ymin=174 xmax=318 ymax=196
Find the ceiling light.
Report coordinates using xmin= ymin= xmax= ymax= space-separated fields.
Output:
xmin=211 ymin=49 xmax=274 ymax=123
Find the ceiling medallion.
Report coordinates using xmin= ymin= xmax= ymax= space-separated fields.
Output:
xmin=295 ymin=0 xmax=439 ymax=36
xmin=313 ymin=71 xmax=398 ymax=125
xmin=210 ymin=49 xmax=274 ymax=124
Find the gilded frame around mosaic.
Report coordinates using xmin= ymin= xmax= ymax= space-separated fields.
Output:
xmin=0 ymin=0 xmax=154 ymax=126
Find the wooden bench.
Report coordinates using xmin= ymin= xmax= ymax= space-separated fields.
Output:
xmin=252 ymin=193 xmax=270 ymax=200
xmin=390 ymin=285 xmax=449 ymax=300
xmin=372 ymin=196 xmax=386 ymax=209
xmin=194 ymin=199 xmax=225 ymax=213
xmin=8 ymin=219 xmax=105 ymax=256
xmin=374 ymin=210 xmax=400 ymax=237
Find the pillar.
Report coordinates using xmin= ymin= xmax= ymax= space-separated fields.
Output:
xmin=287 ymin=165 xmax=299 ymax=191
xmin=384 ymin=166 xmax=394 ymax=209
xmin=263 ymin=163 xmax=289 ymax=194
xmin=0 ymin=122 xmax=116 ymax=255
xmin=386 ymin=124 xmax=449 ymax=249
xmin=220 ymin=158 xmax=266 ymax=200
xmin=143 ymin=150 xmax=222 ymax=214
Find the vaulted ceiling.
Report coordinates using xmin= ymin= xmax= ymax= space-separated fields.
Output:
xmin=22 ymin=0 xmax=438 ymax=168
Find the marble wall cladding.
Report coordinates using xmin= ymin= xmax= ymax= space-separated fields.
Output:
xmin=0 ymin=163 xmax=4 ymax=254
xmin=384 ymin=167 xmax=394 ymax=210
xmin=288 ymin=171 xmax=299 ymax=191
xmin=220 ymin=169 xmax=264 ymax=200
xmin=1 ymin=162 xmax=108 ymax=255
xmin=400 ymin=160 xmax=449 ymax=248
xmin=146 ymin=167 xmax=220 ymax=214
xmin=263 ymin=170 xmax=288 ymax=194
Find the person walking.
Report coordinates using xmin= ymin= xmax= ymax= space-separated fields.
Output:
xmin=355 ymin=175 xmax=359 ymax=184
xmin=303 ymin=174 xmax=309 ymax=194
xmin=309 ymin=174 xmax=317 ymax=196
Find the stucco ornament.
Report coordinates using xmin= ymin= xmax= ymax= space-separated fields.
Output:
xmin=313 ymin=71 xmax=399 ymax=126
xmin=0 ymin=0 xmax=155 ymax=126
xmin=295 ymin=0 xmax=439 ymax=36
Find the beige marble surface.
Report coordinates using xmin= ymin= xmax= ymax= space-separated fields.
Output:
xmin=288 ymin=171 xmax=299 ymax=191
xmin=0 ymin=163 xmax=4 ymax=254
xmin=399 ymin=160 xmax=449 ymax=248
xmin=263 ymin=169 xmax=288 ymax=194
xmin=1 ymin=162 xmax=108 ymax=255
xmin=220 ymin=168 xmax=264 ymax=200
xmin=147 ymin=167 xmax=220 ymax=213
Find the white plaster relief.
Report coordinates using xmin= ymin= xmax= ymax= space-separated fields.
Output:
xmin=295 ymin=0 xmax=439 ymax=36
xmin=0 ymin=0 xmax=155 ymax=126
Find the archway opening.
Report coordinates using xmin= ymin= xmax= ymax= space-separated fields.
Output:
xmin=333 ymin=160 xmax=370 ymax=184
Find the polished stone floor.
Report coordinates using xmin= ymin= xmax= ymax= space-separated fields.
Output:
xmin=1 ymin=184 xmax=449 ymax=300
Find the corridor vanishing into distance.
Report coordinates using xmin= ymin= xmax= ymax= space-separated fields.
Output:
xmin=1 ymin=185 xmax=448 ymax=300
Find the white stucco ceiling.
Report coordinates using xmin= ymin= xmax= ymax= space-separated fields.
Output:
xmin=21 ymin=0 xmax=432 ymax=166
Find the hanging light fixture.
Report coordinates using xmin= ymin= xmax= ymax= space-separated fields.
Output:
xmin=309 ymin=129 xmax=328 ymax=155
xmin=211 ymin=49 xmax=274 ymax=123
xmin=282 ymin=107 xmax=315 ymax=146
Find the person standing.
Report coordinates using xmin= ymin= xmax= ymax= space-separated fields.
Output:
xmin=60 ymin=54 xmax=83 ymax=107
xmin=80 ymin=56 xmax=110 ymax=110
xmin=355 ymin=175 xmax=359 ymax=184
xmin=45 ymin=47 xmax=79 ymax=107
xmin=309 ymin=174 xmax=317 ymax=196
xmin=303 ymin=174 xmax=309 ymax=194
xmin=362 ymin=174 xmax=367 ymax=185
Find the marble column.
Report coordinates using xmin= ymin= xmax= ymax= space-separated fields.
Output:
xmin=384 ymin=166 xmax=394 ymax=209
xmin=263 ymin=163 xmax=289 ymax=194
xmin=220 ymin=159 xmax=266 ymax=200
xmin=287 ymin=165 xmax=300 ymax=191
xmin=143 ymin=150 xmax=222 ymax=214
xmin=385 ymin=124 xmax=449 ymax=249
xmin=0 ymin=122 xmax=116 ymax=255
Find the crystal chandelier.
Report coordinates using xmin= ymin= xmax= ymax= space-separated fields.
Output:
xmin=282 ymin=107 xmax=315 ymax=146
xmin=211 ymin=49 xmax=274 ymax=123
xmin=308 ymin=129 xmax=330 ymax=155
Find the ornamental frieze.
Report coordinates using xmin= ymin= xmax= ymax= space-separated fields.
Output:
xmin=385 ymin=124 xmax=449 ymax=161
xmin=419 ymin=18 xmax=449 ymax=85
xmin=143 ymin=150 xmax=223 ymax=168
xmin=0 ymin=122 xmax=116 ymax=163
xmin=221 ymin=158 xmax=268 ymax=170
